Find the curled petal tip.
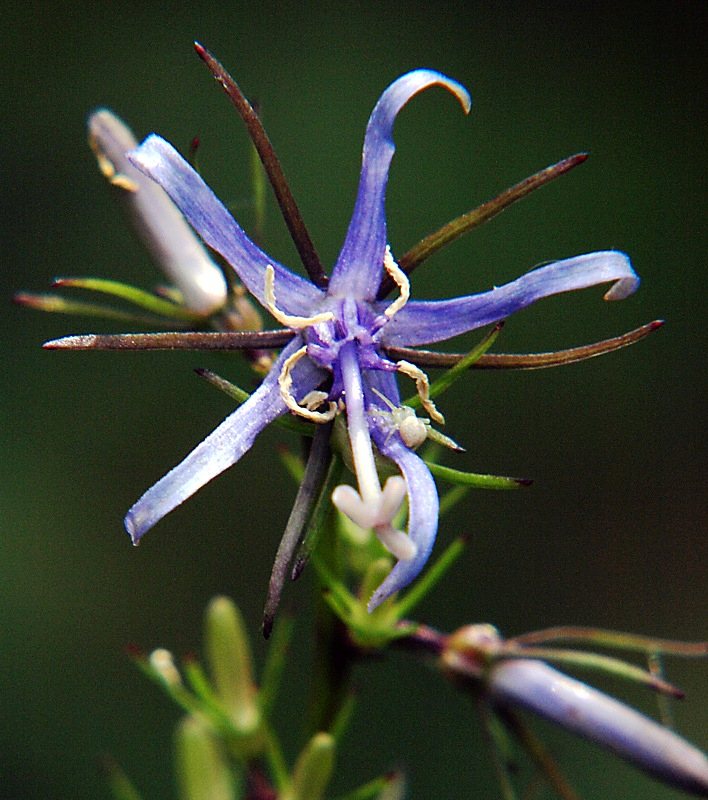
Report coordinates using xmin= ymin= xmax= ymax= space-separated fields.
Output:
xmin=397 ymin=69 xmax=471 ymax=115
xmin=603 ymin=252 xmax=640 ymax=301
xmin=330 ymin=69 xmax=471 ymax=299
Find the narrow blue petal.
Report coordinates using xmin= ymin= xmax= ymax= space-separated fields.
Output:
xmin=381 ymin=251 xmax=640 ymax=347
xmin=490 ymin=660 xmax=708 ymax=796
xmin=125 ymin=337 xmax=324 ymax=542
xmin=129 ymin=136 xmax=324 ymax=316
xmin=328 ymin=71 xmax=471 ymax=301
xmin=365 ymin=374 xmax=439 ymax=611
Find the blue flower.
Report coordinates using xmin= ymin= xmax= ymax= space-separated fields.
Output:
xmin=125 ymin=70 xmax=639 ymax=610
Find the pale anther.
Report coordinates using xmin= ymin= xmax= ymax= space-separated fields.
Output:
xmin=278 ymin=347 xmax=337 ymax=422
xmin=301 ymin=390 xmax=330 ymax=411
xmin=265 ymin=265 xmax=334 ymax=329
xmin=383 ymin=246 xmax=410 ymax=319
xmin=88 ymin=134 xmax=139 ymax=192
xmin=396 ymin=360 xmax=445 ymax=424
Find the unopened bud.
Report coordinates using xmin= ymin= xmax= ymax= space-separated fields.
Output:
xmin=88 ymin=108 xmax=228 ymax=315
xmin=149 ymin=648 xmax=182 ymax=687
xmin=175 ymin=714 xmax=234 ymax=800
xmin=283 ymin=732 xmax=336 ymax=800
xmin=204 ymin=596 xmax=261 ymax=736
xmin=489 ymin=659 xmax=708 ymax=797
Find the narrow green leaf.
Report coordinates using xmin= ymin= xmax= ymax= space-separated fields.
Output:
xmin=427 ymin=323 xmax=503 ymax=400
xmin=478 ymin=703 xmax=519 ymax=800
xmin=402 ymin=324 xmax=503 ymax=410
xmin=53 ymin=277 xmax=205 ymax=321
xmin=394 ymin=536 xmax=468 ymax=618
xmin=498 ymin=709 xmax=581 ymax=800
xmin=502 ymin=648 xmax=684 ymax=697
xmin=426 ymin=462 xmax=532 ymax=489
xmin=378 ymin=153 xmax=587 ymax=297
xmin=258 ymin=611 xmax=295 ymax=717
xmin=509 ymin=626 xmax=708 ymax=657
xmin=439 ymin=484 xmax=471 ymax=517
xmin=15 ymin=291 xmax=169 ymax=325
xmin=195 ymin=369 xmax=314 ymax=437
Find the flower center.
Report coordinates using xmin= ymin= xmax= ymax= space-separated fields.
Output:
xmin=266 ymin=248 xmax=443 ymax=564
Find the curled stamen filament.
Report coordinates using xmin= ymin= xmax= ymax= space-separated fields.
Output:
xmin=265 ymin=265 xmax=334 ymax=329
xmin=278 ymin=346 xmax=337 ymax=422
xmin=396 ymin=360 xmax=445 ymax=424
xmin=383 ymin=246 xmax=410 ymax=319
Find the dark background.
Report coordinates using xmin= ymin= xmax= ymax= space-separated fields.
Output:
xmin=2 ymin=2 xmax=705 ymax=798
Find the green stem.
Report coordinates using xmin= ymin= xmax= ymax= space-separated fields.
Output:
xmin=307 ymin=460 xmax=362 ymax=735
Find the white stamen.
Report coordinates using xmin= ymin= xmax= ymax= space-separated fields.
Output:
xmin=277 ymin=347 xmax=337 ymax=422
xmin=383 ymin=246 xmax=410 ymax=319
xmin=265 ymin=265 xmax=334 ymax=329
xmin=395 ymin=360 xmax=445 ymax=424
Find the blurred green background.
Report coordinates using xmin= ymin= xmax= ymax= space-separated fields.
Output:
xmin=2 ymin=2 xmax=705 ymax=798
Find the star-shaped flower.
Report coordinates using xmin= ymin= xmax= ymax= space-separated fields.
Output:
xmin=125 ymin=69 xmax=639 ymax=610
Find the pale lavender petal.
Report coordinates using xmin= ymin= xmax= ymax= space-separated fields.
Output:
xmin=366 ymin=374 xmax=439 ymax=611
xmin=329 ymin=71 xmax=471 ymax=301
xmin=381 ymin=251 xmax=639 ymax=347
xmin=490 ymin=659 xmax=708 ymax=796
xmin=129 ymin=135 xmax=324 ymax=315
xmin=125 ymin=337 xmax=324 ymax=542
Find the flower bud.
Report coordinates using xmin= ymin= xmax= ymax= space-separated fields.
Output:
xmin=149 ymin=647 xmax=182 ymax=687
xmin=204 ymin=596 xmax=262 ymax=738
xmin=88 ymin=108 xmax=228 ymax=314
xmin=442 ymin=624 xmax=708 ymax=795
xmin=175 ymin=714 xmax=235 ymax=800
xmin=490 ymin=659 xmax=708 ymax=796
xmin=282 ymin=732 xmax=336 ymax=800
